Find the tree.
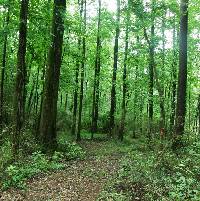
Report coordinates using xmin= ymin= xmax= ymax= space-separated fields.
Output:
xmin=173 ymin=0 xmax=189 ymax=148
xmin=71 ymin=0 xmax=82 ymax=136
xmin=13 ymin=0 xmax=29 ymax=158
xmin=144 ymin=20 xmax=155 ymax=139
xmin=198 ymin=94 xmax=200 ymax=135
xmin=91 ymin=0 xmax=102 ymax=138
xmin=76 ymin=0 xmax=86 ymax=141
xmin=170 ymin=15 xmax=178 ymax=134
xmin=39 ymin=0 xmax=66 ymax=151
xmin=71 ymin=39 xmax=80 ymax=136
xmin=0 ymin=1 xmax=10 ymax=134
xmin=109 ymin=0 xmax=120 ymax=136
xmin=119 ymin=0 xmax=130 ymax=141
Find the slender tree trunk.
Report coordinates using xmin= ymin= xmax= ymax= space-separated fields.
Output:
xmin=91 ymin=0 xmax=101 ymax=138
xmin=154 ymin=66 xmax=165 ymax=131
xmin=13 ymin=0 xmax=29 ymax=158
xmin=159 ymin=7 xmax=166 ymax=131
xmin=71 ymin=38 xmax=81 ymax=135
xmin=173 ymin=0 xmax=189 ymax=149
xmin=36 ymin=55 xmax=46 ymax=138
xmin=148 ymin=24 xmax=154 ymax=138
xmin=119 ymin=1 xmax=129 ymax=141
xmin=144 ymin=21 xmax=155 ymax=139
xmin=198 ymin=94 xmax=200 ymax=135
xmin=34 ymin=65 xmax=40 ymax=115
xmin=109 ymin=0 xmax=120 ymax=136
xmin=77 ymin=0 xmax=86 ymax=141
xmin=170 ymin=16 xmax=178 ymax=133
xmin=188 ymin=84 xmax=191 ymax=131
xmin=65 ymin=93 xmax=68 ymax=111
xmin=0 ymin=4 xmax=10 ymax=132
xmin=27 ymin=79 xmax=36 ymax=116
xmin=60 ymin=92 xmax=63 ymax=108
xmin=39 ymin=0 xmax=66 ymax=151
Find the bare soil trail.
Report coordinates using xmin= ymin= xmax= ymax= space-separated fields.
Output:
xmin=0 ymin=141 xmax=123 ymax=201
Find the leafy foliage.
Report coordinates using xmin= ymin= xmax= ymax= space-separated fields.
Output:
xmin=98 ymin=139 xmax=200 ymax=200
xmin=2 ymin=151 xmax=64 ymax=189
xmin=2 ymin=141 xmax=85 ymax=190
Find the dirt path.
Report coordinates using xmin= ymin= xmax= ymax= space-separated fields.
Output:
xmin=0 ymin=141 xmax=122 ymax=201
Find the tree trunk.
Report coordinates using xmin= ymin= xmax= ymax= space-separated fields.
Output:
xmin=109 ymin=0 xmax=120 ymax=136
xmin=91 ymin=0 xmax=101 ymax=138
xmin=198 ymin=94 xmax=200 ymax=135
xmin=119 ymin=0 xmax=129 ymax=141
xmin=170 ymin=16 xmax=178 ymax=134
xmin=65 ymin=93 xmax=68 ymax=111
xmin=0 ymin=4 xmax=10 ymax=133
xmin=35 ymin=55 xmax=46 ymax=138
xmin=39 ymin=0 xmax=66 ymax=151
xmin=71 ymin=38 xmax=81 ymax=135
xmin=27 ymin=78 xmax=36 ymax=116
xmin=153 ymin=66 xmax=165 ymax=131
xmin=13 ymin=0 xmax=29 ymax=158
xmin=76 ymin=0 xmax=86 ymax=141
xmin=173 ymin=0 xmax=189 ymax=149
xmin=144 ymin=21 xmax=155 ymax=139
xmin=148 ymin=24 xmax=154 ymax=139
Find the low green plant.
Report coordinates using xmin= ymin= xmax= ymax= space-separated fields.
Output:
xmin=58 ymin=141 xmax=86 ymax=160
xmin=98 ymin=139 xmax=200 ymax=201
xmin=64 ymin=142 xmax=85 ymax=159
xmin=2 ymin=151 xmax=64 ymax=189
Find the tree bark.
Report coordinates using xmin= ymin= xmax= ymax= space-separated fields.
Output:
xmin=39 ymin=0 xmax=66 ymax=151
xmin=119 ymin=0 xmax=129 ymax=141
xmin=173 ymin=0 xmax=189 ymax=149
xmin=0 ymin=3 xmax=10 ymax=133
xmin=198 ymin=94 xmax=200 ymax=135
xmin=148 ymin=24 xmax=154 ymax=138
xmin=144 ymin=22 xmax=155 ymax=139
xmin=109 ymin=0 xmax=120 ymax=136
xmin=71 ymin=38 xmax=81 ymax=135
xmin=91 ymin=0 xmax=101 ymax=138
xmin=13 ymin=0 xmax=29 ymax=158
xmin=170 ymin=16 xmax=178 ymax=134
xmin=76 ymin=0 xmax=86 ymax=141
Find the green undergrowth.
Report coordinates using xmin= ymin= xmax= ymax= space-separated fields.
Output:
xmin=89 ymin=140 xmax=131 ymax=157
xmin=98 ymin=138 xmax=200 ymax=201
xmin=0 ymin=137 xmax=85 ymax=190
xmin=2 ymin=151 xmax=64 ymax=189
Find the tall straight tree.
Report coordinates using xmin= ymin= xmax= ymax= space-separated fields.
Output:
xmin=198 ymin=94 xmax=200 ymax=135
xmin=71 ymin=39 xmax=81 ymax=135
xmin=39 ymin=0 xmax=66 ymax=151
xmin=144 ymin=25 xmax=155 ymax=138
xmin=91 ymin=0 xmax=101 ymax=138
xmin=109 ymin=0 xmax=120 ymax=136
xmin=76 ymin=0 xmax=86 ymax=141
xmin=13 ymin=0 xmax=29 ymax=157
xmin=0 ymin=2 xmax=10 ymax=133
xmin=173 ymin=0 xmax=189 ymax=148
xmin=170 ymin=15 xmax=178 ymax=133
xmin=119 ymin=0 xmax=130 ymax=141
xmin=71 ymin=0 xmax=82 ymax=136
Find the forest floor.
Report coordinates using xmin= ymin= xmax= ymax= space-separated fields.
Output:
xmin=1 ymin=134 xmax=199 ymax=200
xmin=0 ymin=139 xmax=127 ymax=201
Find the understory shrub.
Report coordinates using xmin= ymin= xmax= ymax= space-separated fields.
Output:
xmin=2 ymin=141 xmax=85 ymax=190
xmin=2 ymin=151 xmax=64 ymax=189
xmin=98 ymin=140 xmax=200 ymax=201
